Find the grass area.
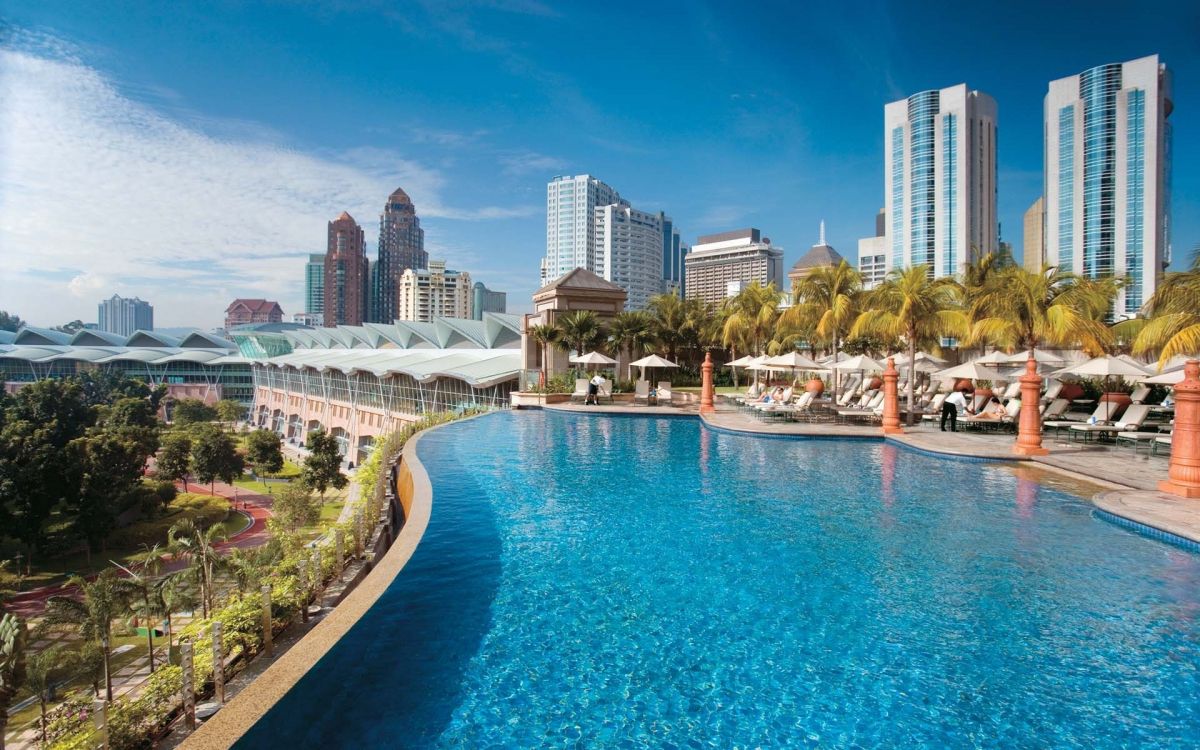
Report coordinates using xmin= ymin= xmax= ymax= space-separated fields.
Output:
xmin=232 ymin=457 xmax=304 ymax=495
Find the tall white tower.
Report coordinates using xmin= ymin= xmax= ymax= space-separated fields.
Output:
xmin=883 ymin=84 xmax=998 ymax=278
xmin=541 ymin=175 xmax=625 ymax=286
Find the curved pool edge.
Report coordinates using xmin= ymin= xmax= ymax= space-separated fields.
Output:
xmin=181 ymin=415 xmax=462 ymax=749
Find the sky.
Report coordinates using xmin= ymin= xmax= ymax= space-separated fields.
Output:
xmin=1 ymin=0 xmax=1198 ymax=328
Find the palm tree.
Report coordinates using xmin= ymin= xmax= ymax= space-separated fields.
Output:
xmin=1125 ymin=256 xmax=1200 ymax=368
xmin=168 ymin=519 xmax=226 ymax=619
xmin=528 ymin=323 xmax=562 ymax=386
xmin=44 ymin=570 xmax=129 ymax=701
xmin=556 ymin=311 xmax=605 ymax=363
xmin=966 ymin=265 xmax=1118 ymax=357
xmin=647 ymin=292 xmax=689 ymax=362
xmin=721 ymin=282 xmax=781 ymax=360
xmin=25 ymin=644 xmax=74 ymax=746
xmin=852 ymin=265 xmax=969 ymax=423
xmin=116 ymin=544 xmax=167 ymax=673
xmin=156 ymin=573 xmax=199 ymax=664
xmin=607 ymin=311 xmax=655 ymax=369
xmin=0 ymin=612 xmax=28 ymax=750
xmin=778 ymin=261 xmax=862 ymax=400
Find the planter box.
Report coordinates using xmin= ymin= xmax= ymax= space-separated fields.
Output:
xmin=510 ymin=392 xmax=571 ymax=408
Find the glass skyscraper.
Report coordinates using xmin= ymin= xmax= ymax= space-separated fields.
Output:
xmin=540 ymin=175 xmax=625 ymax=287
xmin=882 ymin=84 xmax=997 ymax=278
xmin=305 ymin=253 xmax=325 ymax=317
xmin=1044 ymin=55 xmax=1172 ymax=319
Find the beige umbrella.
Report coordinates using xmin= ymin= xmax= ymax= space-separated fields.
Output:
xmin=1052 ymin=355 xmax=1151 ymax=420
xmin=629 ymin=354 xmax=678 ymax=385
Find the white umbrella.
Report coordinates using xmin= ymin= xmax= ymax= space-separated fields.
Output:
xmin=831 ymin=354 xmax=884 ymax=372
xmin=1141 ymin=368 xmax=1187 ymax=385
xmin=726 ymin=354 xmax=759 ymax=368
xmin=1002 ymin=349 xmax=1065 ymax=366
xmin=973 ymin=350 xmax=1012 ymax=365
xmin=1053 ymin=355 xmax=1152 ymax=420
xmin=570 ymin=351 xmax=617 ymax=366
xmin=629 ymin=353 xmax=678 ymax=384
xmin=934 ymin=362 xmax=1004 ymax=381
xmin=764 ymin=352 xmax=824 ymax=370
xmin=894 ymin=351 xmax=948 ymax=366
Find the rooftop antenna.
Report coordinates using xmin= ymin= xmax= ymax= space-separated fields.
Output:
xmin=818 ymin=220 xmax=826 ymax=246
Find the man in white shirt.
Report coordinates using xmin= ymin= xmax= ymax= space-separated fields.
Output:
xmin=941 ymin=388 xmax=971 ymax=432
xmin=586 ymin=373 xmax=605 ymax=405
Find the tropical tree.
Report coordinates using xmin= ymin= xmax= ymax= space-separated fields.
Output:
xmin=0 ymin=612 xmax=28 ymax=750
xmin=168 ymin=519 xmax=226 ymax=619
xmin=72 ymin=429 xmax=148 ymax=557
xmin=224 ymin=546 xmax=278 ymax=595
xmin=1124 ymin=255 xmax=1200 ymax=368
xmin=191 ymin=424 xmax=245 ymax=495
xmin=245 ymin=428 xmax=284 ymax=485
xmin=270 ymin=483 xmax=320 ymax=536
xmin=778 ymin=261 xmax=862 ymax=400
xmin=556 ymin=310 xmax=605 ymax=360
xmin=157 ymin=433 xmax=193 ymax=492
xmin=966 ymin=265 xmax=1118 ymax=357
xmin=646 ymin=292 xmax=690 ymax=362
xmin=301 ymin=430 xmax=348 ymax=498
xmin=155 ymin=573 xmax=198 ymax=664
xmin=0 ymin=311 xmax=23 ymax=333
xmin=528 ymin=323 xmax=562 ymax=386
xmin=215 ymin=399 xmax=246 ymax=431
xmin=607 ymin=311 xmax=655 ymax=366
xmin=171 ymin=398 xmax=217 ymax=425
xmin=24 ymin=644 xmax=74 ymax=745
xmin=44 ymin=570 xmax=129 ymax=701
xmin=117 ymin=544 xmax=168 ymax=673
xmin=721 ymin=282 xmax=781 ymax=359
xmin=851 ymin=265 xmax=969 ymax=423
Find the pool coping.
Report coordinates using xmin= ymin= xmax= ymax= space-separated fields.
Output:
xmin=180 ymin=417 xmax=451 ymax=749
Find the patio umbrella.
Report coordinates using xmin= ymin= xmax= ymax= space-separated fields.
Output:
xmin=570 ymin=351 xmax=617 ymax=367
xmin=1052 ymin=355 xmax=1152 ymax=420
xmin=1001 ymin=349 xmax=1065 ymax=366
xmin=629 ymin=353 xmax=679 ymax=384
xmin=973 ymin=350 xmax=1013 ymax=365
xmin=726 ymin=354 xmax=760 ymax=368
xmin=830 ymin=354 xmax=885 ymax=401
xmin=764 ymin=351 xmax=826 ymax=390
xmin=894 ymin=351 xmax=948 ymax=366
xmin=934 ymin=361 xmax=1004 ymax=381
xmin=1140 ymin=367 xmax=1186 ymax=385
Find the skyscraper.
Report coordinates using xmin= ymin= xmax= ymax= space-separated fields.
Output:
xmin=323 ymin=211 xmax=369 ymax=327
xmin=1023 ymin=197 xmax=1045 ymax=272
xmin=596 ymin=204 xmax=665 ymax=310
xmin=541 ymin=175 xmax=625 ymax=286
xmin=1044 ymin=55 xmax=1172 ymax=319
xmin=883 ymin=84 xmax=997 ymax=277
xmin=472 ymin=282 xmax=507 ymax=319
xmin=683 ymin=229 xmax=784 ymax=307
xmin=660 ymin=212 xmax=686 ymax=295
xmin=375 ymin=187 xmax=426 ymax=323
xmin=398 ymin=260 xmax=472 ymax=322
xmin=305 ymin=254 xmax=325 ymax=317
xmin=98 ymin=294 xmax=153 ymax=335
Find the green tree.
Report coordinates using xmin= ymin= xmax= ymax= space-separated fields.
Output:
xmin=245 ymin=429 xmax=284 ymax=484
xmin=117 ymin=544 xmax=167 ymax=673
xmin=1124 ymin=255 xmax=1200 ymax=368
xmin=171 ymin=398 xmax=218 ymax=425
xmin=224 ymin=545 xmax=278 ymax=595
xmin=24 ymin=644 xmax=74 ymax=745
xmin=191 ymin=424 xmax=245 ymax=494
xmin=301 ymin=430 xmax=348 ymax=498
xmin=155 ymin=573 xmax=198 ymax=664
xmin=556 ymin=310 xmax=606 ymax=361
xmin=646 ymin=292 xmax=690 ymax=362
xmin=721 ymin=282 xmax=782 ymax=360
xmin=528 ymin=323 xmax=562 ymax=385
xmin=103 ymin=396 xmax=161 ymax=459
xmin=967 ymin=265 xmax=1118 ymax=357
xmin=44 ymin=570 xmax=130 ymax=701
xmin=270 ymin=483 xmax=320 ymax=535
xmin=72 ymin=430 xmax=148 ymax=557
xmin=168 ymin=519 xmax=226 ymax=619
xmin=0 ymin=311 xmax=24 ymax=333
xmin=215 ymin=399 xmax=246 ymax=431
xmin=778 ymin=261 xmax=862 ymax=399
xmin=851 ymin=266 xmax=969 ymax=423
xmin=607 ymin=311 xmax=655 ymax=366
xmin=0 ymin=612 xmax=28 ymax=750
xmin=157 ymin=433 xmax=193 ymax=492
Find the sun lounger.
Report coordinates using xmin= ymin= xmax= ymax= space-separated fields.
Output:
xmin=1128 ymin=384 xmax=1151 ymax=403
xmin=657 ymin=381 xmax=673 ymax=404
xmin=571 ymin=378 xmax=590 ymax=402
xmin=1039 ymin=398 xmax=1070 ymax=420
xmin=1043 ymin=403 xmax=1113 ymax=436
xmin=1068 ymin=404 xmax=1151 ymax=441
xmin=1041 ymin=380 xmax=1064 ymax=403
xmin=1152 ymin=435 xmax=1172 ymax=456
xmin=634 ymin=380 xmax=650 ymax=403
xmin=1000 ymin=382 xmax=1021 ymax=401
xmin=599 ymin=380 xmax=613 ymax=404
xmin=920 ymin=393 xmax=949 ymax=422
xmin=961 ymin=399 xmax=1021 ymax=431
xmin=1115 ymin=428 xmax=1167 ymax=453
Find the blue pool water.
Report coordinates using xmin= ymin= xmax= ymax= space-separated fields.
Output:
xmin=239 ymin=411 xmax=1200 ymax=748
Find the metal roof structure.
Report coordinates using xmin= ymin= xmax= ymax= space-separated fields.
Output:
xmin=256 ymin=347 xmax=521 ymax=388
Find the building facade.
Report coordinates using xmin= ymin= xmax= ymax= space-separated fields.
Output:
xmin=1023 ymin=197 xmax=1046 ymax=271
xmin=224 ymin=299 xmax=283 ymax=330
xmin=788 ymin=222 xmax=846 ymax=296
xmin=683 ymin=229 xmax=784 ymax=307
xmin=596 ymin=204 xmax=664 ymax=310
xmin=883 ymin=84 xmax=998 ymax=277
xmin=1044 ymin=54 xmax=1172 ymax=318
xmin=660 ymin=212 xmax=686 ymax=295
xmin=305 ymin=254 xmax=325 ymax=316
xmin=541 ymin=175 xmax=625 ymax=286
xmin=472 ymin=282 xmax=507 ymax=319
xmin=98 ymin=294 xmax=153 ymax=336
xmin=375 ymin=187 xmax=427 ymax=323
xmin=398 ymin=260 xmax=472 ymax=322
xmin=323 ymin=212 xmax=369 ymax=327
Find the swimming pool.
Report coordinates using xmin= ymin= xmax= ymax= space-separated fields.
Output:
xmin=238 ymin=411 xmax=1200 ymax=748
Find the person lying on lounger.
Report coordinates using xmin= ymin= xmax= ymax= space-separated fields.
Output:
xmin=973 ymin=396 xmax=1006 ymax=419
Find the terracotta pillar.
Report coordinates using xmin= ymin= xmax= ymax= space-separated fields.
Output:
xmin=1013 ymin=356 xmax=1049 ymax=456
xmin=1160 ymin=360 xmax=1200 ymax=498
xmin=699 ymin=351 xmax=715 ymax=414
xmin=881 ymin=357 xmax=903 ymax=434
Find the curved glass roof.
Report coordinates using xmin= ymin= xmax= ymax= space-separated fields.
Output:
xmin=261 ymin=348 xmax=521 ymax=387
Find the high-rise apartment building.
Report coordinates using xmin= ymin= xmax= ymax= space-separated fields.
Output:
xmin=375 ymin=187 xmax=426 ymax=323
xmin=541 ymin=175 xmax=625 ymax=286
xmin=883 ymin=84 xmax=997 ymax=277
xmin=471 ymin=282 xmax=507 ymax=320
xmin=323 ymin=211 xmax=369 ymax=327
xmin=398 ymin=260 xmax=472 ymax=322
xmin=596 ymin=204 xmax=665 ymax=310
xmin=1044 ymin=55 xmax=1172 ymax=318
xmin=857 ymin=209 xmax=888 ymax=290
xmin=683 ymin=229 xmax=784 ymax=307
xmin=98 ymin=294 xmax=153 ymax=336
xmin=660 ymin=212 xmax=686 ymax=295
xmin=305 ymin=254 xmax=325 ymax=317
xmin=1023 ymin=197 xmax=1045 ymax=272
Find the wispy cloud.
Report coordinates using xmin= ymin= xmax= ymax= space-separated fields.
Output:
xmin=0 ymin=36 xmax=532 ymax=327
xmin=498 ymin=149 xmax=567 ymax=176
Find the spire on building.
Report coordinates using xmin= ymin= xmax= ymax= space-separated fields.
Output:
xmin=818 ymin=220 xmax=826 ymax=247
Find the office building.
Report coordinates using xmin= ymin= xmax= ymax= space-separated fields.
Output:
xmin=788 ymin=222 xmax=846 ymax=296
xmin=660 ymin=212 xmax=686 ymax=294
xmin=596 ymin=204 xmax=665 ymax=310
xmin=472 ymin=282 xmax=507 ymax=319
xmin=1044 ymin=54 xmax=1172 ymax=318
xmin=683 ymin=228 xmax=784 ymax=307
xmin=292 ymin=312 xmax=321 ymax=326
xmin=856 ymin=209 xmax=888 ymax=290
xmin=98 ymin=294 xmax=153 ymax=336
xmin=883 ymin=84 xmax=998 ymax=277
xmin=398 ymin=260 xmax=472 ymax=322
xmin=225 ymin=299 xmax=283 ymax=330
xmin=541 ymin=175 xmax=625 ymax=286
xmin=305 ymin=254 xmax=325 ymax=316
xmin=1023 ymin=197 xmax=1046 ymax=271
xmin=323 ymin=211 xmax=369 ymax=327
xmin=375 ymin=187 xmax=427 ymax=323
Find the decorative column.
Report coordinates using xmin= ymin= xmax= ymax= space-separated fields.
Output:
xmin=211 ymin=622 xmax=225 ymax=704
xmin=1014 ymin=357 xmax=1049 ymax=456
xmin=260 ymin=584 xmax=273 ymax=657
xmin=180 ymin=641 xmax=196 ymax=729
xmin=297 ymin=558 xmax=309 ymax=623
xmin=881 ymin=357 xmax=903 ymax=434
xmin=1160 ymin=360 xmax=1200 ymax=498
xmin=91 ymin=699 xmax=109 ymax=750
xmin=699 ymin=351 xmax=715 ymax=415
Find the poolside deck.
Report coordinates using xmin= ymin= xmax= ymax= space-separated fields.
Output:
xmin=540 ymin=400 xmax=1199 ymax=545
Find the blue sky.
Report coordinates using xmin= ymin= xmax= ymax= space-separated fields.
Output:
xmin=2 ymin=0 xmax=1198 ymax=327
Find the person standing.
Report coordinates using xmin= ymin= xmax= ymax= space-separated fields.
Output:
xmin=586 ymin=372 xmax=604 ymax=405
xmin=941 ymin=388 xmax=971 ymax=432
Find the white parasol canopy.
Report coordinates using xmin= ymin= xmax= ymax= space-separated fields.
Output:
xmin=934 ymin=362 xmax=1005 ymax=381
xmin=1140 ymin=368 xmax=1187 ymax=385
xmin=894 ymin=351 xmax=948 ymax=366
xmin=629 ymin=354 xmax=678 ymax=369
xmin=1002 ymin=349 xmax=1065 ymax=365
xmin=725 ymin=354 xmax=761 ymax=368
xmin=764 ymin=352 xmax=824 ymax=370
xmin=1052 ymin=355 xmax=1149 ymax=379
xmin=831 ymin=354 xmax=884 ymax=372
xmin=570 ymin=351 xmax=617 ymax=366
xmin=973 ymin=350 xmax=1013 ymax=365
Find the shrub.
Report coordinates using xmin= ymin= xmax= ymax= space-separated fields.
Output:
xmin=107 ymin=494 xmax=228 ymax=549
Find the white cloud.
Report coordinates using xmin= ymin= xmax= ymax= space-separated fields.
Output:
xmin=0 ymin=40 xmax=533 ymax=327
